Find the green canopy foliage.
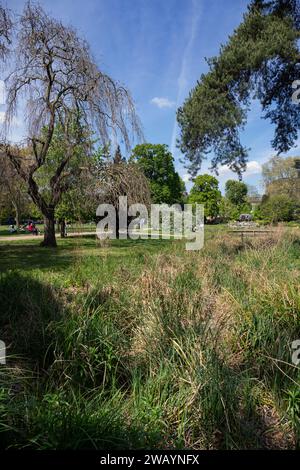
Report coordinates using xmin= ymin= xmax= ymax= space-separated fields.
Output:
xmin=34 ymin=122 xmax=98 ymax=223
xmin=262 ymin=155 xmax=300 ymax=201
xmin=225 ymin=180 xmax=248 ymax=206
xmin=130 ymin=143 xmax=185 ymax=204
xmin=188 ymin=174 xmax=222 ymax=218
xmin=259 ymin=193 xmax=296 ymax=222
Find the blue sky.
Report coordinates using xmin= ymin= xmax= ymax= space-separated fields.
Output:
xmin=6 ymin=0 xmax=300 ymax=193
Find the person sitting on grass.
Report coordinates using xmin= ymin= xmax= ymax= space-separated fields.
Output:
xmin=28 ymin=222 xmax=38 ymax=236
xmin=8 ymin=224 xmax=17 ymax=234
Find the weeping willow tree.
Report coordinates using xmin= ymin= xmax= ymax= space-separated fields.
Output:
xmin=93 ymin=145 xmax=151 ymax=238
xmin=177 ymin=0 xmax=300 ymax=178
xmin=0 ymin=2 xmax=142 ymax=246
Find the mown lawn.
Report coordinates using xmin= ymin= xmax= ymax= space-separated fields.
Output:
xmin=0 ymin=223 xmax=96 ymax=237
xmin=0 ymin=224 xmax=44 ymax=237
xmin=0 ymin=226 xmax=299 ymax=449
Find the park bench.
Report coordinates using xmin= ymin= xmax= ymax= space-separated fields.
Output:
xmin=228 ymin=229 xmax=275 ymax=243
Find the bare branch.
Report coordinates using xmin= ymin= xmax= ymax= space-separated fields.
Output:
xmin=0 ymin=4 xmax=12 ymax=62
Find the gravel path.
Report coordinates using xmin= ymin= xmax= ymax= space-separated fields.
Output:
xmin=0 ymin=231 xmax=96 ymax=242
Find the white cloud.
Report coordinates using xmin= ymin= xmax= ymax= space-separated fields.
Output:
xmin=150 ymin=97 xmax=175 ymax=109
xmin=245 ymin=160 xmax=262 ymax=175
xmin=217 ymin=165 xmax=233 ymax=176
xmin=218 ymin=160 xmax=262 ymax=177
xmin=182 ymin=173 xmax=190 ymax=183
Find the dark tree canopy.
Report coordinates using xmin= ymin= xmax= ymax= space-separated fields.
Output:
xmin=113 ymin=145 xmax=126 ymax=164
xmin=259 ymin=193 xmax=296 ymax=222
xmin=177 ymin=0 xmax=300 ymax=178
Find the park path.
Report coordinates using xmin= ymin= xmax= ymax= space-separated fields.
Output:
xmin=0 ymin=231 xmax=96 ymax=242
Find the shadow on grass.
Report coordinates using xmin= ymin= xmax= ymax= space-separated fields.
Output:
xmin=0 ymin=270 xmax=63 ymax=365
xmin=0 ymin=269 xmax=178 ymax=450
xmin=0 ymin=236 xmax=175 ymax=273
xmin=0 ymin=244 xmax=76 ymax=273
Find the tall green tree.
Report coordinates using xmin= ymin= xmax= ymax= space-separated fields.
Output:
xmin=177 ymin=0 xmax=299 ymax=177
xmin=222 ymin=180 xmax=252 ymax=220
xmin=225 ymin=180 xmax=248 ymax=206
xmin=262 ymin=156 xmax=299 ymax=184
xmin=259 ymin=194 xmax=295 ymax=222
xmin=188 ymin=174 xmax=222 ymax=218
xmin=262 ymin=155 xmax=300 ymax=201
xmin=130 ymin=143 xmax=185 ymax=204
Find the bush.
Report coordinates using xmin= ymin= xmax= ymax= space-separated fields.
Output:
xmin=259 ymin=194 xmax=296 ymax=223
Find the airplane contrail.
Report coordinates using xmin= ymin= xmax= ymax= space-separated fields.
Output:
xmin=170 ymin=0 xmax=202 ymax=157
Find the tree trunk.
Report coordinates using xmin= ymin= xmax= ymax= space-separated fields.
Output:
xmin=15 ymin=208 xmax=20 ymax=229
xmin=115 ymin=207 xmax=130 ymax=239
xmin=60 ymin=219 xmax=66 ymax=238
xmin=41 ymin=212 xmax=57 ymax=247
xmin=12 ymin=201 xmax=20 ymax=229
xmin=115 ymin=209 xmax=120 ymax=239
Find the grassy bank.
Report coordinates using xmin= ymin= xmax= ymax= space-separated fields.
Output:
xmin=0 ymin=227 xmax=299 ymax=449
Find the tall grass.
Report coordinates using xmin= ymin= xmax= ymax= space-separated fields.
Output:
xmin=0 ymin=228 xmax=299 ymax=449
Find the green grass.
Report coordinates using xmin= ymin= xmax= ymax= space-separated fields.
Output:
xmin=0 ymin=223 xmax=96 ymax=237
xmin=0 ymin=226 xmax=299 ymax=449
xmin=0 ymin=224 xmax=44 ymax=237
xmin=0 ymin=222 xmax=228 ymax=237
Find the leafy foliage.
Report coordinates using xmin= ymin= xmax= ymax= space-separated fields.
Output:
xmin=188 ymin=174 xmax=222 ymax=218
xmin=225 ymin=180 xmax=248 ymax=206
xmin=130 ymin=143 xmax=185 ymax=204
xmin=262 ymin=155 xmax=300 ymax=201
xmin=259 ymin=194 xmax=296 ymax=222
xmin=220 ymin=197 xmax=251 ymax=221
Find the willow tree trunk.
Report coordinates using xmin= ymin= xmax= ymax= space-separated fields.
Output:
xmin=41 ymin=212 xmax=57 ymax=247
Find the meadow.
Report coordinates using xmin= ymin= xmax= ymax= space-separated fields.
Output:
xmin=0 ymin=226 xmax=299 ymax=449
